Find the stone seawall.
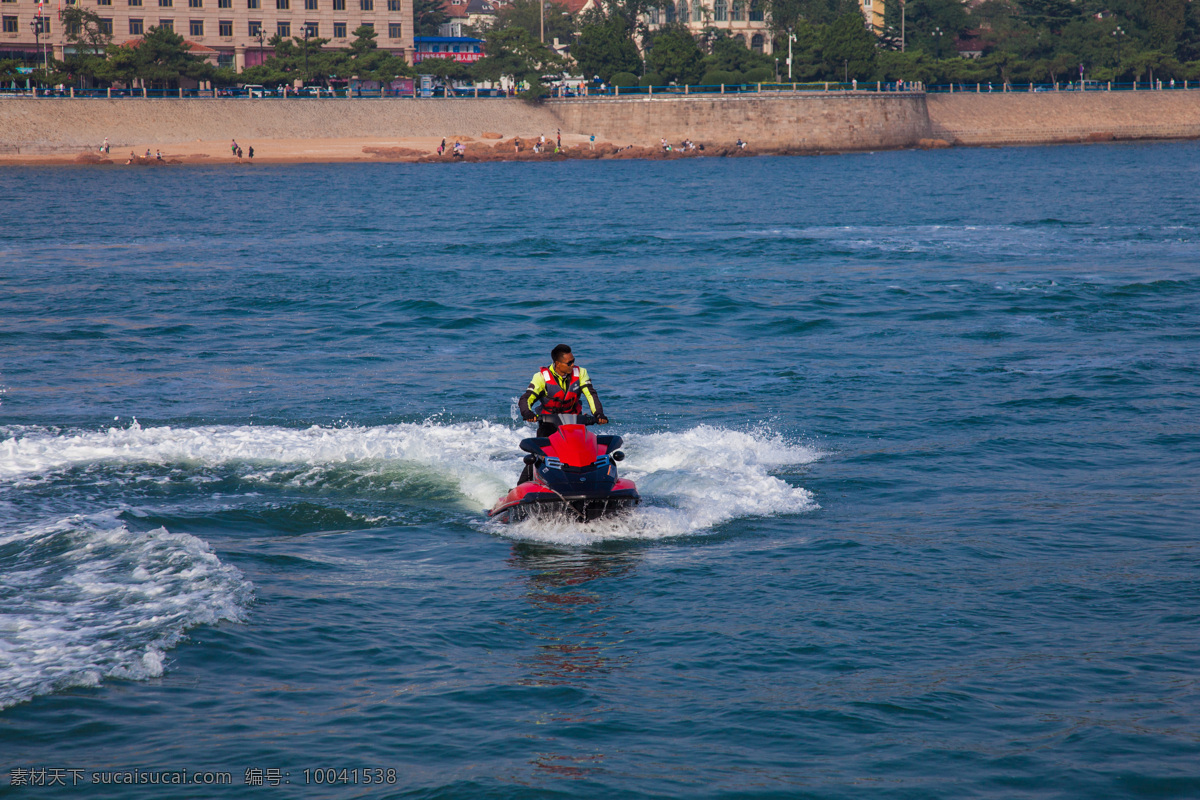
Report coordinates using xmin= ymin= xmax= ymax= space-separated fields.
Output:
xmin=926 ymin=90 xmax=1200 ymax=146
xmin=3 ymin=90 xmax=1200 ymax=156
xmin=547 ymin=92 xmax=933 ymax=151
xmin=0 ymin=97 xmax=563 ymax=153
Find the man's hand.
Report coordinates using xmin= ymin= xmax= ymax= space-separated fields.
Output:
xmin=596 ymin=415 xmax=609 ymax=425
xmin=522 ymin=412 xmax=537 ymax=422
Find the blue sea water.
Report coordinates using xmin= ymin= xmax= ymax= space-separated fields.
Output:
xmin=1 ymin=142 xmax=1199 ymax=798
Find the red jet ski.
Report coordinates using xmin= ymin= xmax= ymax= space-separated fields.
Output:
xmin=488 ymin=413 xmax=640 ymax=523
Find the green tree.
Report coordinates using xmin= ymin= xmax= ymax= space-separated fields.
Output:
xmin=0 ymin=58 xmax=22 ymax=84
xmin=414 ymin=0 xmax=450 ymax=37
xmin=821 ymin=11 xmax=875 ymax=80
xmin=491 ymin=0 xmax=577 ymax=45
xmin=472 ymin=25 xmax=565 ymax=98
xmin=768 ymin=0 xmax=858 ymax=32
xmin=573 ymin=12 xmax=643 ymax=81
xmin=61 ymin=7 xmax=113 ymax=86
xmin=645 ymin=24 xmax=705 ymax=84
xmin=706 ymin=32 xmax=772 ymax=73
xmin=100 ymin=25 xmax=213 ymax=90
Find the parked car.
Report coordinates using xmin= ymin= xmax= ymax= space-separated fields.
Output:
xmin=243 ymin=84 xmax=268 ymax=98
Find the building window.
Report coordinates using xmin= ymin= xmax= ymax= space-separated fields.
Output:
xmin=360 ymin=0 xmax=371 ymax=10
xmin=99 ymin=16 xmax=113 ymax=32
xmin=218 ymin=0 xmax=230 ymax=6
xmin=713 ymin=0 xmax=726 ymax=21
xmin=129 ymin=0 xmax=141 ymax=5
xmin=248 ymin=19 xmax=260 ymax=34
xmin=387 ymin=0 xmax=399 ymax=8
xmin=190 ymin=18 xmax=202 ymax=34
xmin=305 ymin=0 xmax=317 ymax=8
xmin=159 ymin=0 xmax=171 ymax=6
xmin=333 ymin=0 xmax=344 ymax=8
xmin=333 ymin=20 xmax=345 ymax=36
xmin=751 ymin=32 xmax=763 ymax=51
xmin=647 ymin=6 xmax=657 ymax=23
xmin=276 ymin=0 xmax=288 ymax=8
xmin=730 ymin=0 xmax=741 ymax=20
xmin=748 ymin=0 xmax=762 ymax=20
xmin=1 ymin=16 xmax=16 ymax=33
xmin=388 ymin=21 xmax=401 ymax=37
xmin=97 ymin=0 xmax=112 ymax=5
xmin=129 ymin=16 xmax=143 ymax=32
xmin=189 ymin=0 xmax=201 ymax=6
xmin=159 ymin=18 xmax=173 ymax=30
xmin=303 ymin=21 xmax=317 ymax=35
xmin=247 ymin=0 xmax=258 ymax=7
xmin=277 ymin=20 xmax=289 ymax=35
xmin=219 ymin=18 xmax=231 ymax=34
xmin=677 ymin=0 xmax=687 ymax=22
xmin=360 ymin=21 xmax=372 ymax=29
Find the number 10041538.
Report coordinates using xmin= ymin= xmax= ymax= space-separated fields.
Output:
xmin=303 ymin=768 xmax=397 ymax=784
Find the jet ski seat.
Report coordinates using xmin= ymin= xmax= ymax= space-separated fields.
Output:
xmin=519 ymin=438 xmax=552 ymax=456
xmin=595 ymin=435 xmax=623 ymax=452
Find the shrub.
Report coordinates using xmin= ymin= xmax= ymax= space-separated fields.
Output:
xmin=744 ymin=66 xmax=774 ymax=83
xmin=610 ymin=71 xmax=639 ymax=87
xmin=701 ymin=69 xmax=743 ymax=87
xmin=639 ymin=72 xmax=665 ymax=87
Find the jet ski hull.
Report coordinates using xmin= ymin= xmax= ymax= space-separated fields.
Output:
xmin=488 ymin=480 xmax=640 ymax=523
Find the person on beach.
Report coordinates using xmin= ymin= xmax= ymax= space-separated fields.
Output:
xmin=248 ymin=146 xmax=254 ymax=160
xmin=514 ymin=137 xmax=521 ymax=153
xmin=101 ymin=137 xmax=109 ymax=154
xmin=231 ymin=139 xmax=238 ymax=156
xmin=438 ymin=138 xmax=445 ymax=156
xmin=236 ymin=146 xmax=243 ymax=159
xmin=515 ymin=344 xmax=608 ymax=483
xmin=589 ymin=133 xmax=595 ymax=150
xmin=556 ymin=129 xmax=561 ymax=149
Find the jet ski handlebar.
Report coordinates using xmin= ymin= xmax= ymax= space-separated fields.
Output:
xmin=535 ymin=412 xmax=598 ymax=426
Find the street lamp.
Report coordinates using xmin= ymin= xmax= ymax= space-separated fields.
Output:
xmin=255 ymin=28 xmax=265 ymax=68
xmin=1112 ymin=25 xmax=1124 ymax=69
xmin=30 ymin=16 xmax=48 ymax=72
xmin=787 ymin=29 xmax=795 ymax=80
xmin=900 ymin=0 xmax=906 ymax=53
xmin=931 ymin=26 xmax=943 ymax=59
xmin=302 ymin=25 xmax=310 ymax=85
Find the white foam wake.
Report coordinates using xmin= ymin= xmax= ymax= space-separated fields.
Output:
xmin=0 ymin=420 xmax=821 ymax=545
xmin=0 ymin=512 xmax=253 ymax=710
xmin=493 ymin=425 xmax=821 ymax=545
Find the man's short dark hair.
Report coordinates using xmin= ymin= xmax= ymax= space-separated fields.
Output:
xmin=551 ymin=344 xmax=573 ymax=363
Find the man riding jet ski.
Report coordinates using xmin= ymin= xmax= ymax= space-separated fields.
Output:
xmin=488 ymin=345 xmax=639 ymax=523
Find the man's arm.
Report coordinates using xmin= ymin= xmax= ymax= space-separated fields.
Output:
xmin=578 ymin=369 xmax=607 ymax=423
xmin=518 ymin=372 xmax=547 ymax=421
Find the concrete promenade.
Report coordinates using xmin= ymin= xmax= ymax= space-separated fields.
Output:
xmin=2 ymin=89 xmax=1199 ymax=160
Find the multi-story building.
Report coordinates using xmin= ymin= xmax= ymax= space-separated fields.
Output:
xmin=642 ymin=0 xmax=885 ymax=55
xmin=0 ymin=0 xmax=412 ymax=72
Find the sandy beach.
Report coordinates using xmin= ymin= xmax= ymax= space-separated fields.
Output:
xmin=0 ymin=134 xmax=767 ymax=165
